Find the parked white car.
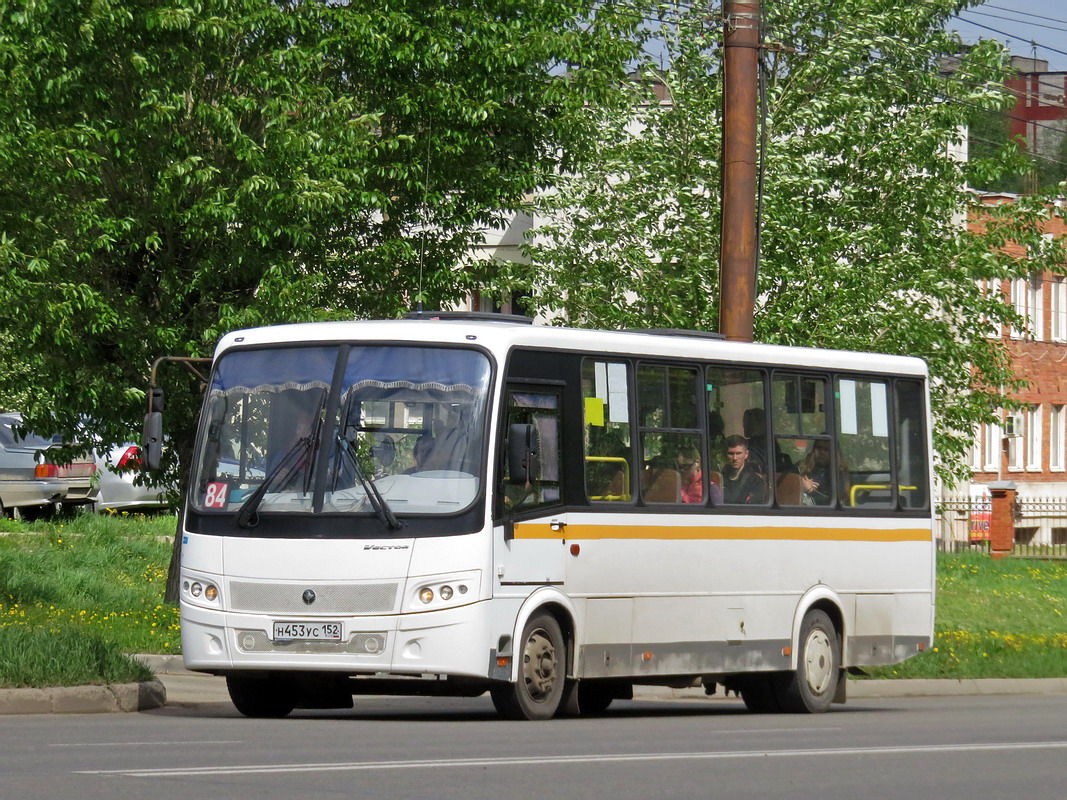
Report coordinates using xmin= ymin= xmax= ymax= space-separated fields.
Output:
xmin=94 ymin=443 xmax=172 ymax=512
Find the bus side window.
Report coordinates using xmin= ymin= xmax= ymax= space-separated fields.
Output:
xmin=895 ymin=380 xmax=929 ymax=510
xmin=707 ymin=367 xmax=769 ymax=506
xmin=637 ymin=365 xmax=702 ymax=505
xmin=582 ymin=360 xmax=633 ymax=502
xmin=836 ymin=378 xmax=892 ymax=508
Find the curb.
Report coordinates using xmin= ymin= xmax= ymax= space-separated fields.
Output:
xmin=636 ymin=677 xmax=1067 ymax=701
xmin=0 ymin=678 xmax=166 ymax=716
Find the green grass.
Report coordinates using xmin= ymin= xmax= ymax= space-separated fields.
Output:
xmin=0 ymin=511 xmax=178 ymax=687
xmin=0 ymin=627 xmax=153 ymax=688
xmin=864 ymin=552 xmax=1067 ymax=679
xmin=1 ymin=515 xmax=1066 ymax=686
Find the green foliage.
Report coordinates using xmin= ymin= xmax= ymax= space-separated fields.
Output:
xmin=0 ymin=0 xmax=641 ymax=484
xmin=520 ymin=0 xmax=1067 ymax=484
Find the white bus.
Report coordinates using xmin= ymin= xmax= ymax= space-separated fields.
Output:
xmin=175 ymin=313 xmax=934 ymax=719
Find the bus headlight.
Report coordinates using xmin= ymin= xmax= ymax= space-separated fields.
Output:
xmin=408 ymin=571 xmax=480 ymax=611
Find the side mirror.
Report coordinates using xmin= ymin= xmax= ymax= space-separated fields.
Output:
xmin=507 ymin=423 xmax=538 ymax=485
xmin=142 ymin=411 xmax=163 ymax=472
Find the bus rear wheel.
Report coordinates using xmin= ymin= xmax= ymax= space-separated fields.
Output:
xmin=490 ymin=612 xmax=566 ymax=720
xmin=226 ymin=673 xmax=299 ymax=718
xmin=778 ymin=609 xmax=840 ymax=713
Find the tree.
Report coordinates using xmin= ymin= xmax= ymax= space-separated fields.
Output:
xmin=0 ymin=0 xmax=642 ymax=479
xmin=518 ymin=0 xmax=1067 ymax=483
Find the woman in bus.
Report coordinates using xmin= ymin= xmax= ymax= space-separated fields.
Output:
xmin=799 ymin=439 xmax=849 ymax=506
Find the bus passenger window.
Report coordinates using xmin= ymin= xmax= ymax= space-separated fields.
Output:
xmin=836 ymin=378 xmax=892 ymax=508
xmin=583 ymin=361 xmax=633 ymax=502
xmin=707 ymin=367 xmax=769 ymax=505
xmin=895 ymin=380 xmax=929 ymax=509
xmin=637 ymin=365 xmax=702 ymax=505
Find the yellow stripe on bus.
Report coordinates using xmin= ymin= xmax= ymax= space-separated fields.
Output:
xmin=513 ymin=523 xmax=932 ymax=542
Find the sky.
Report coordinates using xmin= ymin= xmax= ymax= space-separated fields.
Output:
xmin=948 ymin=1 xmax=1067 ymax=72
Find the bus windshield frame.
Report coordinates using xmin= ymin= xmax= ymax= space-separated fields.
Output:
xmin=187 ymin=342 xmax=493 ymax=537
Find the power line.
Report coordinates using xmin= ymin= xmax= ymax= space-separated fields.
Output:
xmin=983 ymin=4 xmax=1067 ymax=29
xmin=960 ymin=9 xmax=1067 ymax=36
xmin=955 ymin=13 xmax=1067 ymax=61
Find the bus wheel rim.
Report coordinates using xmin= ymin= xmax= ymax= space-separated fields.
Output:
xmin=804 ymin=628 xmax=834 ymax=696
xmin=522 ymin=629 xmax=557 ymax=700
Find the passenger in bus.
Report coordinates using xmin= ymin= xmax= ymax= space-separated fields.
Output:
xmin=799 ymin=439 xmax=849 ymax=506
xmin=676 ymin=448 xmax=702 ymax=503
xmin=676 ymin=447 xmax=723 ymax=505
xmin=721 ymin=435 xmax=767 ymax=504
xmin=404 ymin=433 xmax=435 ymax=473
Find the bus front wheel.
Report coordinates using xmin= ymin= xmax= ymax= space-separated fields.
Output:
xmin=778 ymin=609 xmax=840 ymax=713
xmin=226 ymin=673 xmax=299 ymax=718
xmin=490 ymin=612 xmax=566 ymax=720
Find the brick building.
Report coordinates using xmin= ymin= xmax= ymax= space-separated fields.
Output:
xmin=968 ymin=195 xmax=1067 ymax=535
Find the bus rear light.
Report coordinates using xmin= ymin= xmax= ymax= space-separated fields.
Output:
xmin=35 ymin=464 xmax=58 ymax=478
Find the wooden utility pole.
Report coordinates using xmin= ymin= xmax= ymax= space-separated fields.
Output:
xmin=718 ymin=0 xmax=761 ymax=343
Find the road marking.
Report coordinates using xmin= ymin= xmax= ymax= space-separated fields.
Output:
xmin=52 ymin=741 xmax=241 ymax=748
xmin=80 ymin=741 xmax=1067 ymax=778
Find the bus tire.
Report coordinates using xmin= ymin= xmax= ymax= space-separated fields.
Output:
xmin=778 ymin=609 xmax=840 ymax=713
xmin=226 ymin=673 xmax=299 ymax=718
xmin=490 ymin=612 xmax=566 ymax=720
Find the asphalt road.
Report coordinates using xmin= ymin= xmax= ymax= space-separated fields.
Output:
xmin=2 ymin=693 xmax=1065 ymax=800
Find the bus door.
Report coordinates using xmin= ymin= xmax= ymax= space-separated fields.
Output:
xmin=496 ymin=386 xmax=567 ymax=586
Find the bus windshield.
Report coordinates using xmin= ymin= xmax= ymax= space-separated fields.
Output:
xmin=190 ymin=344 xmax=491 ymax=519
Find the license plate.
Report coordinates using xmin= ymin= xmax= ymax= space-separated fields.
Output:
xmin=272 ymin=621 xmax=342 ymax=641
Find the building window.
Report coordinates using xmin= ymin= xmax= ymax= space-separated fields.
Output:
xmin=983 ymin=420 xmax=1001 ymax=472
xmin=1051 ymin=278 xmax=1067 ymax=342
xmin=1010 ymin=274 xmax=1043 ymax=340
xmin=1051 ymin=405 xmax=1065 ymax=472
xmin=971 ymin=422 xmax=983 ymax=472
xmin=1007 ymin=411 xmax=1023 ymax=471
xmin=1026 ymin=405 xmax=1042 ymax=472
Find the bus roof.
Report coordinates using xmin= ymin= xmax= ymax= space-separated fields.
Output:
xmin=214 ymin=318 xmax=928 ymax=378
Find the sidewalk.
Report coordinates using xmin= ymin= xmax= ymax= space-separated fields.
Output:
xmin=4 ymin=652 xmax=1066 ymax=715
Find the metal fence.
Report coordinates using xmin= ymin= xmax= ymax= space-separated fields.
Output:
xmin=936 ymin=495 xmax=1067 ymax=558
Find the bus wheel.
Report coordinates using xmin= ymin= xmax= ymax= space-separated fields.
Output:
xmin=778 ymin=609 xmax=840 ymax=713
xmin=490 ymin=613 xmax=565 ymax=720
xmin=226 ymin=673 xmax=299 ymax=718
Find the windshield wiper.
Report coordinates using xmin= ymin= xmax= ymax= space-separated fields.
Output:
xmin=335 ymin=431 xmax=402 ymax=531
xmin=235 ymin=436 xmax=314 ymax=529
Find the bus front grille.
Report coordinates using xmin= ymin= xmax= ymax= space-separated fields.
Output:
xmin=228 ymin=581 xmax=399 ymax=615
xmin=235 ymin=630 xmax=388 ymax=655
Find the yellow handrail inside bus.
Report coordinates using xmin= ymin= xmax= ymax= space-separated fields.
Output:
xmin=587 ymin=456 xmax=631 ymax=501
xmin=849 ymin=484 xmax=918 ymax=506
